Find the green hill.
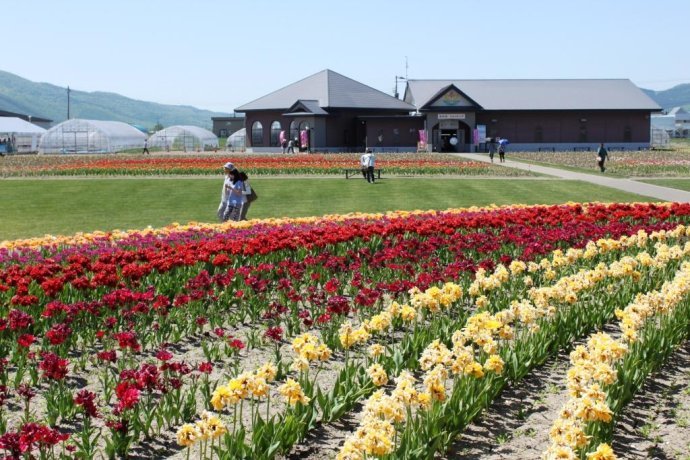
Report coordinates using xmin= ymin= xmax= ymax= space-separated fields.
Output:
xmin=642 ymin=83 xmax=690 ymax=111
xmin=3 ymin=68 xmax=688 ymax=129
xmin=0 ymin=69 xmax=230 ymax=130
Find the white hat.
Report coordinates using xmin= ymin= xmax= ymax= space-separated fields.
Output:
xmin=223 ymin=162 xmax=235 ymax=170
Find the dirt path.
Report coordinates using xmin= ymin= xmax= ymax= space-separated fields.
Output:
xmin=443 ymin=350 xmax=571 ymax=459
xmin=279 ymin=407 xmax=362 ymax=460
xmin=611 ymin=340 xmax=690 ymax=459
xmin=442 ymin=340 xmax=690 ymax=460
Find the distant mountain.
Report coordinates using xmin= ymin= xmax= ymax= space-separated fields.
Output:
xmin=0 ymin=69 xmax=231 ymax=130
xmin=642 ymin=83 xmax=690 ymax=111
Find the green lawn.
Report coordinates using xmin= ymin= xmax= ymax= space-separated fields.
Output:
xmin=507 ymin=156 xmax=629 ymax=178
xmin=0 ymin=177 xmax=651 ymax=241
xmin=641 ymin=179 xmax=690 ymax=191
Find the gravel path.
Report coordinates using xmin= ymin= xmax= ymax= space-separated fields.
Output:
xmin=611 ymin=340 xmax=690 ymax=459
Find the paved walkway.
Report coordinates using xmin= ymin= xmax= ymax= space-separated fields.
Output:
xmin=455 ymin=153 xmax=690 ymax=202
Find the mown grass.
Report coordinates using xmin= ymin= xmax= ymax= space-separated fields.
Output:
xmin=641 ymin=179 xmax=690 ymax=191
xmin=0 ymin=177 xmax=651 ymax=241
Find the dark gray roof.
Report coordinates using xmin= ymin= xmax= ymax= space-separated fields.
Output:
xmin=283 ymin=100 xmax=329 ymax=116
xmin=236 ymin=69 xmax=415 ymax=112
xmin=0 ymin=110 xmax=52 ymax=122
xmin=404 ymin=79 xmax=661 ymax=111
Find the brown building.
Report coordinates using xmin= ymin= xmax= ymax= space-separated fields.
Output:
xmin=211 ymin=115 xmax=245 ymax=138
xmin=406 ymin=79 xmax=661 ymax=152
xmin=235 ymin=70 xmax=661 ymax=152
xmin=235 ymin=70 xmax=416 ymax=152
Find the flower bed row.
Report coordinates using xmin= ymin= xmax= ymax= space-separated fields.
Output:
xmin=3 ymin=203 xmax=690 ymax=458
xmin=509 ymin=147 xmax=690 ymax=177
xmin=337 ymin=232 xmax=690 ymax=459
xmin=0 ymin=153 xmax=533 ymax=177
xmin=544 ymin=257 xmax=690 ymax=459
xmin=173 ymin=226 xmax=690 ymax=459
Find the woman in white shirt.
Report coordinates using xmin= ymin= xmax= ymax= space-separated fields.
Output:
xmin=222 ymin=169 xmax=246 ymax=222
xmin=217 ymin=162 xmax=235 ymax=221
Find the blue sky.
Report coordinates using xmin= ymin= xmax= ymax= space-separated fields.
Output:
xmin=4 ymin=0 xmax=689 ymax=113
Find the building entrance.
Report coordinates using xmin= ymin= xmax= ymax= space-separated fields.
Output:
xmin=433 ymin=129 xmax=464 ymax=152
xmin=432 ymin=122 xmax=470 ymax=152
xmin=441 ymin=129 xmax=463 ymax=152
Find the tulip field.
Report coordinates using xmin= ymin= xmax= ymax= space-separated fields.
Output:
xmin=0 ymin=153 xmax=534 ymax=177
xmin=3 ymin=201 xmax=690 ymax=459
xmin=509 ymin=144 xmax=690 ymax=177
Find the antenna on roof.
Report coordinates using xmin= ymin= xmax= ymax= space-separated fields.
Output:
xmin=405 ymin=56 xmax=408 ymax=80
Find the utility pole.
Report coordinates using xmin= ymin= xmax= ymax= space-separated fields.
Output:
xmin=393 ymin=57 xmax=409 ymax=99
xmin=67 ymin=86 xmax=71 ymax=120
xmin=394 ymin=76 xmax=406 ymax=99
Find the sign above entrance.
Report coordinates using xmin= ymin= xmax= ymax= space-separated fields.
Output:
xmin=430 ymin=87 xmax=474 ymax=108
xmin=438 ymin=113 xmax=466 ymax=120
xmin=440 ymin=89 xmax=462 ymax=106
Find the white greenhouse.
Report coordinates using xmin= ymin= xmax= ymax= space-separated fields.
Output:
xmin=39 ymin=119 xmax=147 ymax=154
xmin=0 ymin=117 xmax=47 ymax=153
xmin=226 ymin=128 xmax=246 ymax=151
xmin=148 ymin=125 xmax=219 ymax=152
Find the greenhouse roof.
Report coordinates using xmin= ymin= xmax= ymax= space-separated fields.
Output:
xmin=48 ymin=119 xmax=148 ymax=138
xmin=148 ymin=125 xmax=219 ymax=148
xmin=153 ymin=125 xmax=217 ymax=139
xmin=0 ymin=117 xmax=47 ymax=134
xmin=40 ymin=119 xmax=147 ymax=154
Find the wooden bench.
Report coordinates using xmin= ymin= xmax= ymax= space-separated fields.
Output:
xmin=344 ymin=168 xmax=382 ymax=179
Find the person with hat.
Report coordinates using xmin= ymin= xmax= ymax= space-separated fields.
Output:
xmin=223 ymin=168 xmax=247 ymax=222
xmin=217 ymin=162 xmax=237 ymax=221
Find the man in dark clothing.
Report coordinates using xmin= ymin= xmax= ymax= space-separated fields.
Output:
xmin=596 ymin=143 xmax=608 ymax=172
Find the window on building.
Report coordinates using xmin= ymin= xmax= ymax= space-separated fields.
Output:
xmin=534 ymin=126 xmax=543 ymax=142
xmin=270 ymin=121 xmax=281 ymax=147
xmin=578 ymin=125 xmax=588 ymax=142
xmin=623 ymin=126 xmax=632 ymax=142
xmin=251 ymin=121 xmax=263 ymax=146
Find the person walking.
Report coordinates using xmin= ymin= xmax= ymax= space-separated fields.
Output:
xmin=287 ymin=139 xmax=295 ymax=154
xmin=222 ymin=168 xmax=247 ymax=222
xmin=281 ymin=139 xmax=288 ymax=154
xmin=497 ymin=137 xmax=507 ymax=163
xmin=488 ymin=138 xmax=496 ymax=163
xmin=239 ymin=171 xmax=257 ymax=221
xmin=596 ymin=143 xmax=608 ymax=172
xmin=142 ymin=138 xmax=150 ymax=155
xmin=360 ymin=150 xmax=370 ymax=180
xmin=365 ymin=149 xmax=376 ymax=183
xmin=217 ymin=162 xmax=236 ymax=221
